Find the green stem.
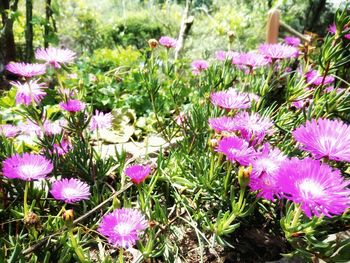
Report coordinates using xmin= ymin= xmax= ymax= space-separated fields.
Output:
xmin=223 ymin=162 xmax=232 ymax=194
xmin=237 ymin=187 xmax=245 ymax=212
xmin=24 ymin=181 xmax=30 ymax=217
xmin=119 ymin=247 xmax=124 ymax=263
xmin=68 ymin=230 xmax=86 ymax=263
xmin=208 ymin=153 xmax=215 ymax=183
xmin=261 ymin=63 xmax=274 ymax=96
xmin=291 ymin=204 xmax=302 ymax=228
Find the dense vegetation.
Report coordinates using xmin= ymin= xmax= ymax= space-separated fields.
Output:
xmin=0 ymin=1 xmax=349 ymax=262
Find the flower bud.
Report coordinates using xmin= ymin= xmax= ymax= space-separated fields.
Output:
xmin=227 ymin=31 xmax=235 ymax=43
xmin=24 ymin=211 xmax=41 ymax=228
xmin=238 ymin=165 xmax=252 ymax=188
xmin=63 ymin=209 xmax=74 ymax=222
xmin=148 ymin=39 xmax=159 ymax=49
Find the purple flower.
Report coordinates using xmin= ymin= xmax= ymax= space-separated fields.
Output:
xmin=232 ymin=52 xmax=270 ymax=69
xmin=125 ymin=164 xmax=151 ymax=184
xmin=208 ymin=116 xmax=237 ymax=133
xmin=191 ymin=60 xmax=209 ymax=75
xmin=328 ymin=23 xmax=350 ymax=39
xmin=249 ymin=144 xmax=286 ymax=200
xmin=276 ymin=158 xmax=350 ymax=218
xmin=5 ymin=62 xmax=46 ymax=78
xmin=50 ymin=178 xmax=90 ymax=203
xmin=210 ymin=88 xmax=251 ymax=110
xmin=0 ymin=124 xmax=19 ymax=138
xmin=216 ymin=136 xmax=256 ymax=166
xmin=259 ymin=43 xmax=298 ymax=60
xmin=43 ymin=120 xmax=63 ymax=135
xmin=159 ymin=36 xmax=177 ymax=48
xmin=232 ymin=111 xmax=274 ymax=144
xmin=11 ymin=80 xmax=47 ymax=106
xmin=284 ymin=36 xmax=301 ymax=47
xmin=98 ymin=208 xmax=148 ymax=248
xmin=293 ymin=118 xmax=350 ymax=162
xmin=59 ymin=99 xmax=85 ymax=112
xmin=2 ymin=153 xmax=53 ymax=181
xmin=52 ymin=139 xmax=72 ymax=156
xmin=215 ymin=51 xmax=239 ymax=61
xmin=305 ymin=70 xmax=334 ymax=86
xmin=35 ymin=47 xmax=76 ymax=68
xmin=90 ymin=110 xmax=113 ymax=131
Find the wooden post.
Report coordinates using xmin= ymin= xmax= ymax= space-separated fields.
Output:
xmin=266 ymin=8 xmax=280 ymax=44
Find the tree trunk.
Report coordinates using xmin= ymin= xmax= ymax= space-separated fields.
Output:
xmin=0 ymin=0 xmax=19 ymax=65
xmin=25 ymin=0 xmax=34 ymax=61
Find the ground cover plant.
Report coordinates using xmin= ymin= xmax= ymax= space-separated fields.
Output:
xmin=1 ymin=1 xmax=350 ymax=262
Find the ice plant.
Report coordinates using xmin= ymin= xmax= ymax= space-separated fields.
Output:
xmin=0 ymin=124 xmax=19 ymax=138
xmin=259 ymin=43 xmax=298 ymax=60
xmin=2 ymin=153 xmax=53 ymax=181
xmin=159 ymin=36 xmax=177 ymax=49
xmin=293 ymin=118 xmax=350 ymax=162
xmin=216 ymin=136 xmax=256 ymax=166
xmin=210 ymin=88 xmax=251 ymax=110
xmin=276 ymin=158 xmax=350 ymax=218
xmin=35 ymin=47 xmax=76 ymax=68
xmin=50 ymin=178 xmax=90 ymax=203
xmin=232 ymin=111 xmax=274 ymax=144
xmin=59 ymin=99 xmax=85 ymax=112
xmin=232 ymin=52 xmax=270 ymax=69
xmin=5 ymin=62 xmax=46 ymax=78
xmin=215 ymin=50 xmax=238 ymax=61
xmin=52 ymin=139 xmax=72 ymax=156
xmin=90 ymin=110 xmax=113 ymax=131
xmin=284 ymin=36 xmax=301 ymax=47
xmin=305 ymin=70 xmax=334 ymax=86
xmin=191 ymin=59 xmax=209 ymax=75
xmin=249 ymin=144 xmax=286 ymax=200
xmin=125 ymin=164 xmax=152 ymax=184
xmin=98 ymin=208 xmax=148 ymax=248
xmin=11 ymin=80 xmax=47 ymax=106
xmin=208 ymin=116 xmax=237 ymax=133
xmin=328 ymin=23 xmax=350 ymax=39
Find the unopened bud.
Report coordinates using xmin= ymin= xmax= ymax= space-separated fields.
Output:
xmin=24 ymin=212 xmax=41 ymax=228
xmin=238 ymin=165 xmax=252 ymax=188
xmin=227 ymin=31 xmax=235 ymax=43
xmin=63 ymin=209 xmax=74 ymax=222
xmin=148 ymin=39 xmax=158 ymax=49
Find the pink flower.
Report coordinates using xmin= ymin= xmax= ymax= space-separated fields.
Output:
xmin=216 ymin=136 xmax=256 ymax=166
xmin=259 ymin=43 xmax=298 ymax=60
xmin=59 ymin=99 xmax=85 ymax=112
xmin=5 ymin=62 xmax=46 ymax=78
xmin=2 ymin=153 xmax=53 ymax=181
xmin=208 ymin=116 xmax=237 ymax=133
xmin=293 ymin=118 xmax=350 ymax=162
xmin=43 ymin=120 xmax=63 ymax=135
xmin=276 ymin=158 xmax=350 ymax=218
xmin=50 ymin=178 xmax=90 ymax=203
xmin=159 ymin=36 xmax=177 ymax=48
xmin=35 ymin=47 xmax=76 ymax=68
xmin=175 ymin=112 xmax=187 ymax=126
xmin=328 ymin=23 xmax=350 ymax=39
xmin=215 ymin=51 xmax=239 ymax=61
xmin=210 ymin=88 xmax=251 ymax=110
xmin=0 ymin=124 xmax=19 ymax=138
xmin=284 ymin=36 xmax=301 ymax=47
xmin=249 ymin=144 xmax=286 ymax=200
xmin=98 ymin=208 xmax=148 ymax=248
xmin=124 ymin=164 xmax=152 ymax=184
xmin=305 ymin=70 xmax=334 ymax=86
xmin=11 ymin=80 xmax=47 ymax=106
xmin=90 ymin=110 xmax=113 ymax=131
xmin=191 ymin=60 xmax=209 ymax=75
xmin=232 ymin=52 xmax=270 ymax=69
xmin=232 ymin=111 xmax=274 ymax=144
xmin=52 ymin=139 xmax=72 ymax=156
